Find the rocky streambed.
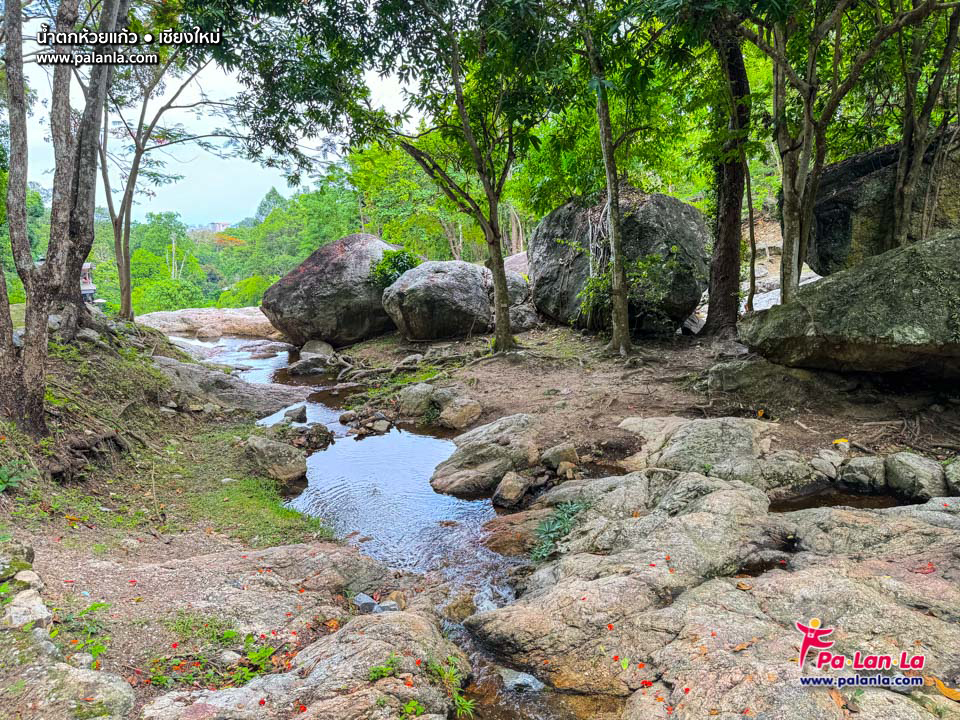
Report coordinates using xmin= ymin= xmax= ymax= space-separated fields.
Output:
xmin=7 ymin=333 xmax=960 ymax=720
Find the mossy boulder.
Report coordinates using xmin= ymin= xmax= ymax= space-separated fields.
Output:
xmin=527 ymin=188 xmax=709 ymax=332
xmin=739 ymin=234 xmax=960 ymax=376
xmin=0 ymin=538 xmax=34 ymax=581
xmin=809 ymin=141 xmax=960 ymax=275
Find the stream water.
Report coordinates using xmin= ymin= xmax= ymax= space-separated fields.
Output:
xmin=172 ymin=335 xmax=577 ymax=720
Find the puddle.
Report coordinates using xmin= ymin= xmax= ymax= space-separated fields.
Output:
xmin=769 ymin=488 xmax=906 ymax=513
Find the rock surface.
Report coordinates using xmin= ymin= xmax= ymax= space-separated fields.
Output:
xmin=397 ymin=384 xmax=482 ymax=430
xmin=528 ymin=189 xmax=709 ymax=332
xmin=738 ymin=234 xmax=960 ymax=376
xmin=808 ymin=141 xmax=960 ymax=275
xmin=885 ymin=451 xmax=948 ymax=500
xmin=137 ymin=307 xmax=283 ymax=340
xmin=467 ymin=467 xmax=960 ymax=719
xmin=261 ymin=234 xmax=397 ymax=347
xmin=245 ymin=435 xmax=308 ymax=483
xmin=383 ymin=261 xmax=493 ymax=340
xmin=383 ymin=261 xmax=540 ymax=340
xmin=430 ymin=414 xmax=539 ymax=497
xmin=153 ymin=356 xmax=310 ymax=414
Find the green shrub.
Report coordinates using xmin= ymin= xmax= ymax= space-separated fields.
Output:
xmin=216 ymin=275 xmax=279 ymax=308
xmin=371 ymin=248 xmax=421 ymax=288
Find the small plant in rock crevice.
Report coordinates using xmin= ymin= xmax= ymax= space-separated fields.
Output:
xmin=368 ymin=652 xmax=402 ymax=681
xmin=530 ymin=501 xmax=590 ymax=562
xmin=426 ymin=656 xmax=475 ymax=718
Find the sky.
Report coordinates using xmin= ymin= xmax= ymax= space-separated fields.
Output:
xmin=23 ymin=34 xmax=409 ymax=228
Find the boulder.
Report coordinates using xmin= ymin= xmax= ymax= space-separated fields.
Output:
xmin=840 ymin=456 xmax=886 ymax=492
xmin=301 ymin=339 xmax=336 ymax=359
xmin=430 ymin=414 xmax=539 ymax=497
xmin=807 ymin=141 xmax=960 ymax=275
xmin=261 ymin=234 xmax=397 ymax=347
xmin=738 ymin=234 xmax=960 ymax=376
xmin=383 ymin=261 xmax=492 ymax=340
xmin=541 ymin=442 xmax=579 ymax=470
xmin=527 ymin=188 xmax=709 ymax=332
xmin=885 ymin=451 xmax=947 ymax=500
xmin=503 ymin=251 xmax=529 ymax=276
xmin=245 ymin=435 xmax=308 ymax=483
xmin=152 ymin=356 xmax=309 ymax=415
xmin=492 ymin=471 xmax=534 ymax=508
xmin=398 ymin=383 xmax=437 ymax=417
xmin=437 ymin=395 xmax=482 ymax=430
xmin=947 ymin=460 xmax=960 ymax=494
xmin=137 ymin=307 xmax=283 ymax=340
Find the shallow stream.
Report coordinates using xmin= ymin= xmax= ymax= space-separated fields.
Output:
xmin=172 ymin=335 xmax=576 ymax=719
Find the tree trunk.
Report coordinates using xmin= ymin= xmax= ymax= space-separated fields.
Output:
xmin=583 ymin=21 xmax=631 ymax=355
xmin=892 ymin=8 xmax=959 ymax=248
xmin=703 ymin=28 xmax=750 ymax=336
xmin=484 ymin=221 xmax=515 ymax=351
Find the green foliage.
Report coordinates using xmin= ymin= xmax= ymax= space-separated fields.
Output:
xmin=368 ymin=653 xmax=402 ymax=681
xmin=426 ymin=657 xmax=474 ymax=718
xmin=0 ymin=460 xmax=32 ymax=493
xmin=50 ymin=602 xmax=111 ymax=662
xmin=370 ymin=248 xmax=421 ymax=289
xmin=216 ymin=275 xmax=278 ymax=308
xmin=577 ymin=252 xmax=682 ymax=334
xmin=147 ymin=630 xmax=280 ymax=689
xmin=531 ymin=501 xmax=590 ymax=562
xmin=400 ymin=699 xmax=426 ymax=718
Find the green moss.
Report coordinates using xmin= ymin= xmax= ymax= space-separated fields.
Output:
xmin=72 ymin=701 xmax=111 ymax=719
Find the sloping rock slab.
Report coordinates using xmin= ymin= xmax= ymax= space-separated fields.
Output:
xmin=738 ymin=234 xmax=960 ymax=376
xmin=137 ymin=307 xmax=283 ymax=340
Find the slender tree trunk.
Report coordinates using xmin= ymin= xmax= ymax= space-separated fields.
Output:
xmin=582 ymin=20 xmax=631 ymax=355
xmin=485 ymin=203 xmax=515 ymax=351
xmin=704 ymin=28 xmax=750 ymax=336
xmin=892 ymin=8 xmax=959 ymax=248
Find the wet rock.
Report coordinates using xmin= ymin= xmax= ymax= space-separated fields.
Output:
xmin=287 ymin=355 xmax=332 ymax=376
xmin=541 ymin=442 xmax=579 ymax=470
xmin=383 ymin=261 xmax=493 ymax=340
xmin=442 ymin=592 xmax=477 ymax=623
xmin=497 ymin=667 xmax=545 ymax=692
xmin=482 ymin=509 xmax=553 ymax=556
xmin=371 ymin=419 xmax=392 ymax=434
xmin=338 ymin=410 xmax=357 ymax=425
xmin=284 ymin=405 xmax=307 ymax=423
xmin=739 ymin=234 xmax=960 ymax=377
xmin=885 ymin=451 xmax=948 ymax=500
xmin=137 ymin=306 xmax=284 ymax=340
xmin=555 ymin=461 xmax=577 ymax=480
xmin=261 ymin=233 xmax=397 ymax=347
xmin=430 ymin=414 xmax=539 ymax=497
xmin=353 ymin=592 xmax=379 ymax=613
xmin=840 ymin=455 xmax=886 ymax=492
xmin=528 ymin=188 xmax=709 ymax=332
xmin=493 ymin=471 xmax=533 ymax=508
xmin=245 ymin=435 xmax=307 ymax=483
xmin=153 ymin=356 xmax=309 ymax=415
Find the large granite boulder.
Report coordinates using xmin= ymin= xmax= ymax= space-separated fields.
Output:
xmin=261 ymin=234 xmax=396 ymax=347
xmin=739 ymin=234 xmax=960 ymax=376
xmin=808 ymin=141 xmax=960 ymax=275
xmin=383 ymin=261 xmax=539 ymax=341
xmin=383 ymin=261 xmax=492 ymax=340
xmin=527 ymin=188 xmax=709 ymax=332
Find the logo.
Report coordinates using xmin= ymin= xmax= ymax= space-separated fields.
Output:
xmin=795 ymin=617 xmax=925 ymax=672
xmin=796 ymin=617 xmax=835 ymax=670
